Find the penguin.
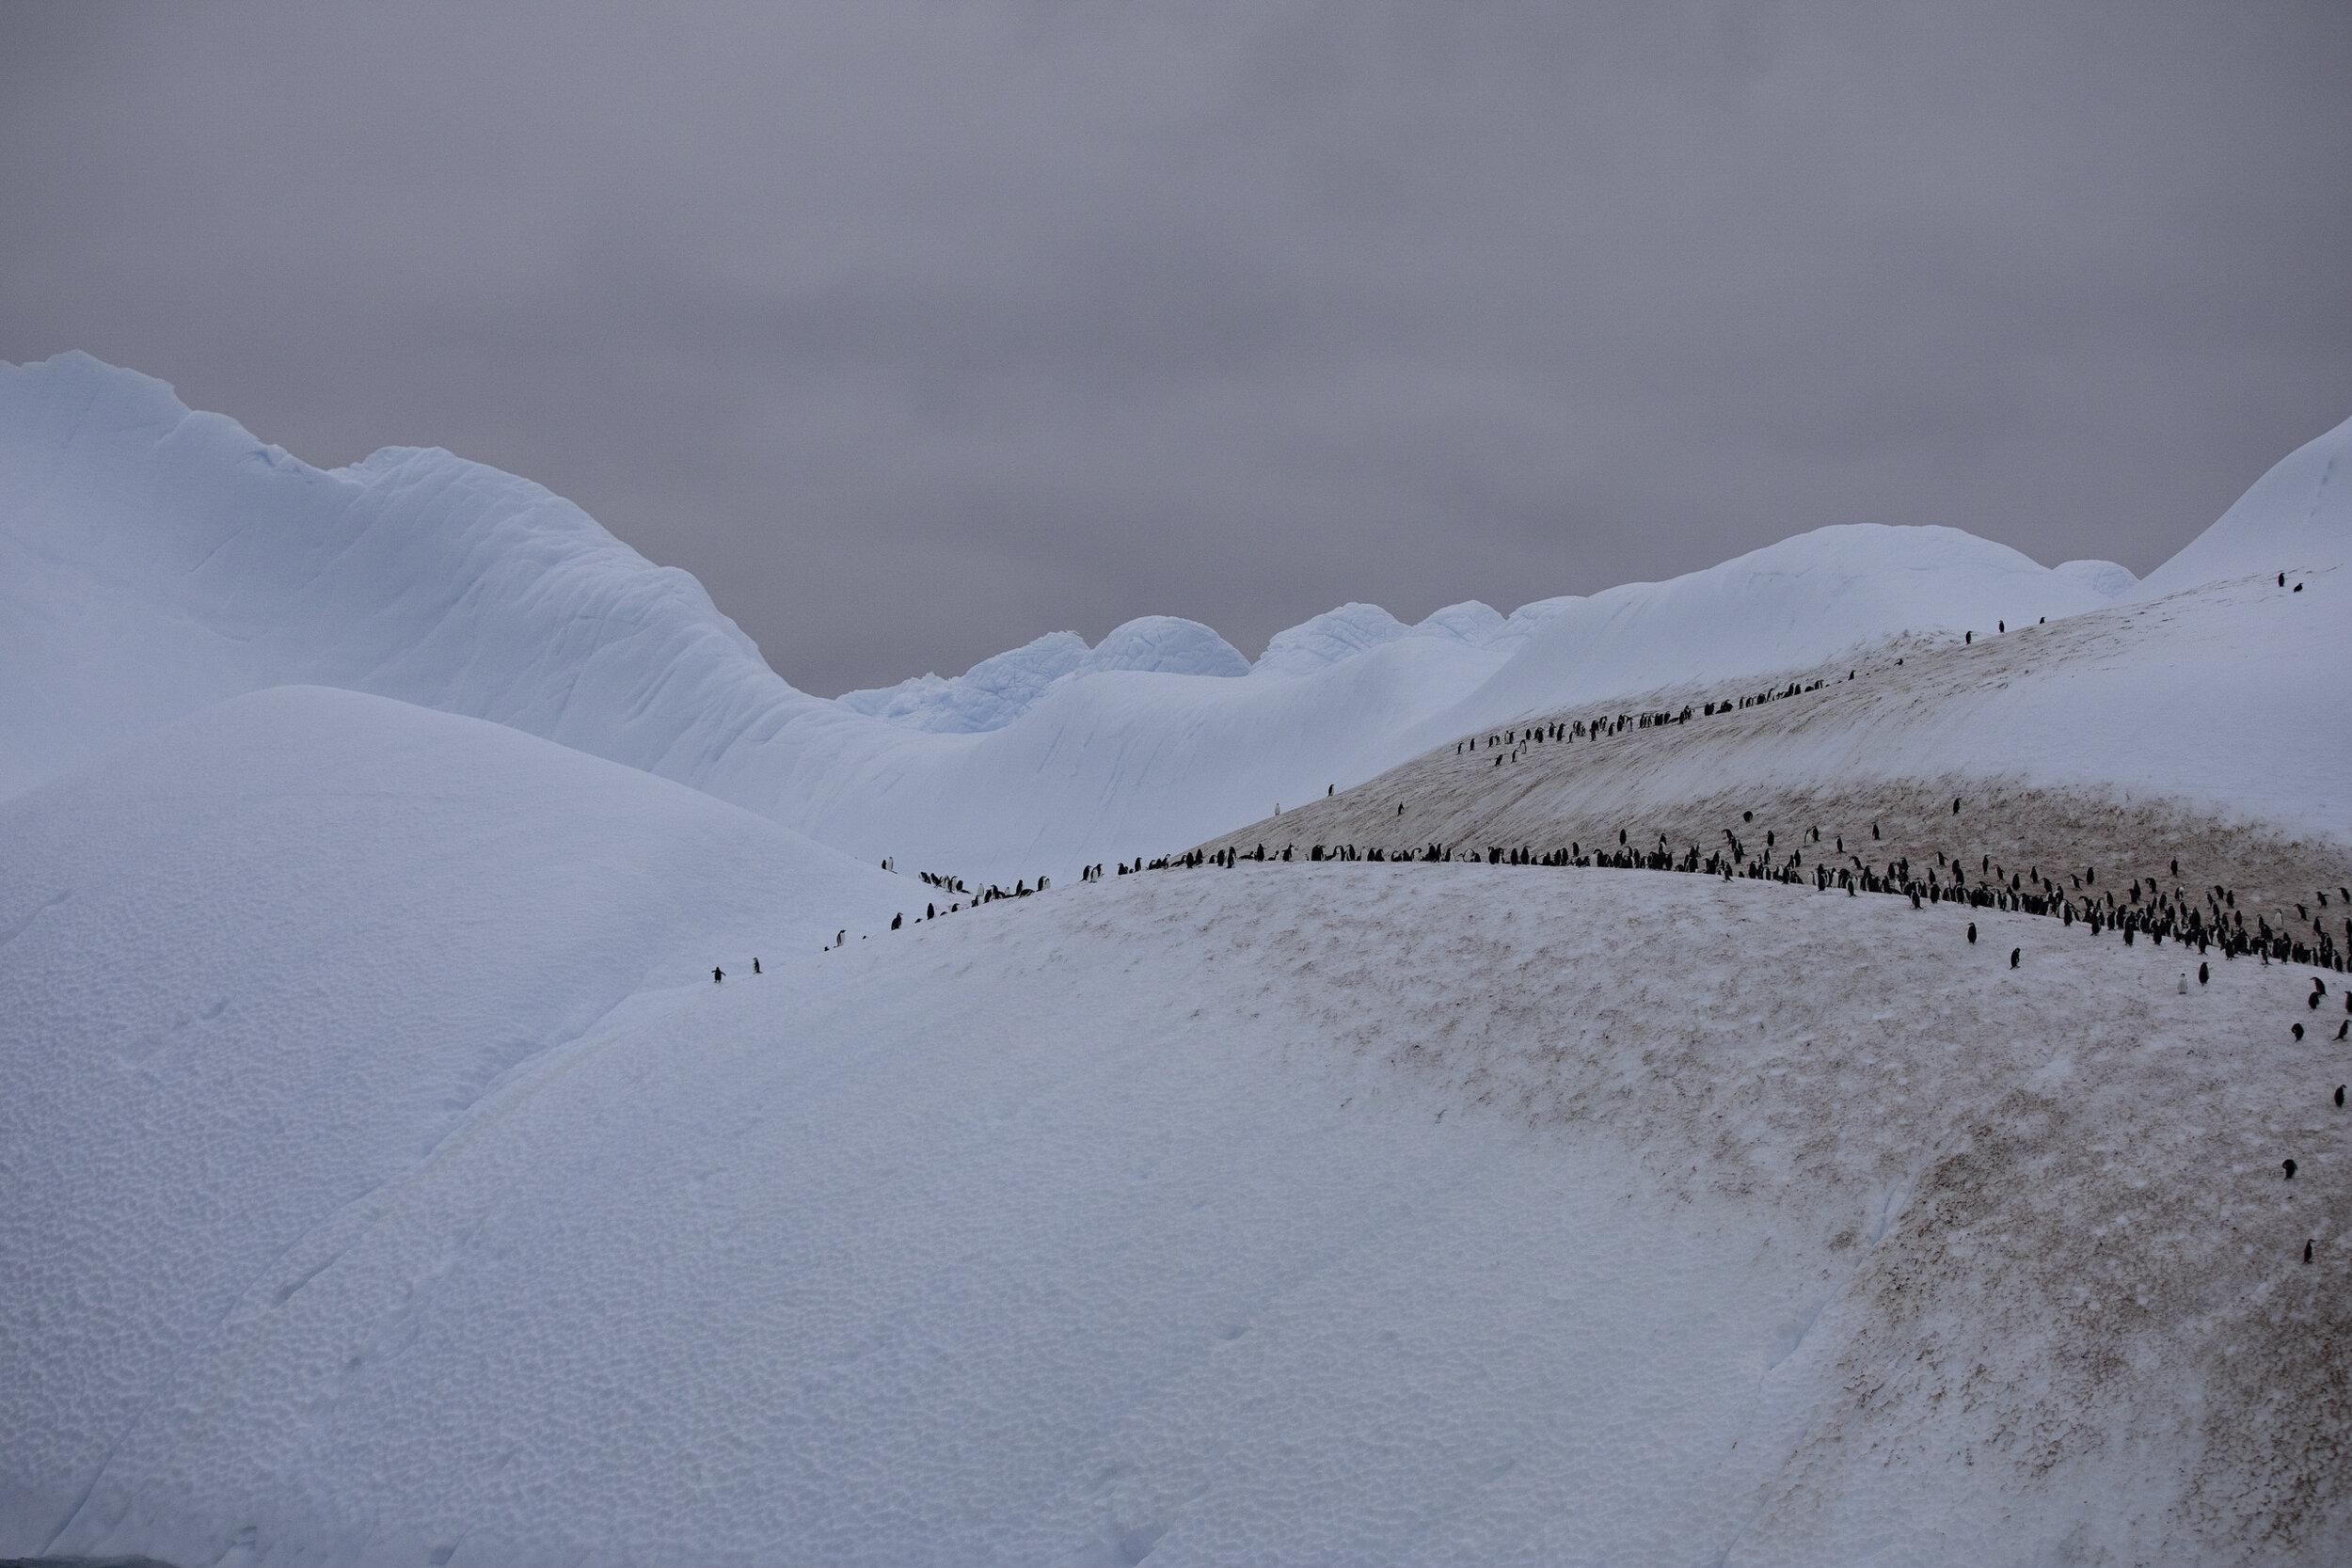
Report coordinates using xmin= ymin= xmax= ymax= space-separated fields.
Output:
xmin=2283 ymin=1159 xmax=2297 ymax=1180
xmin=928 ymin=904 xmax=936 ymax=919
xmin=2294 ymin=1023 xmax=2306 ymax=1041
xmin=1953 ymin=798 xmax=1962 ymax=814
xmin=2200 ymin=961 xmax=2210 ymax=985
xmin=2012 ymin=948 xmax=2022 ymax=969
xmin=753 ymin=958 xmax=761 ymax=975
xmin=2280 ymin=572 xmax=2287 ymax=586
xmin=1743 ymin=810 xmax=1753 ymax=822
xmin=1967 ymin=923 xmax=1978 ymax=943
xmin=2177 ymin=971 xmax=2186 ymax=992
xmin=2338 ymin=1085 xmax=2346 ymax=1107
xmin=2339 ymin=1021 xmax=2349 ymax=1041
xmin=712 ymin=966 xmax=724 ymax=984
xmin=836 ymin=929 xmax=846 ymax=947
xmin=891 ymin=913 xmax=902 ymax=930
xmin=2309 ymin=1241 xmax=2317 ymax=1263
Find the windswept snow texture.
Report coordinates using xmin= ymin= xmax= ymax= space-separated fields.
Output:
xmin=8 ymin=832 xmax=2347 ymax=1565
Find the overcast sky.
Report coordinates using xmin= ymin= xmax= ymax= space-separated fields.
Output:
xmin=5 ymin=2 xmax=2349 ymax=694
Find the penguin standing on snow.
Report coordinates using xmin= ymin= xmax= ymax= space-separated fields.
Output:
xmin=1967 ymin=923 xmax=1978 ymax=943
xmin=712 ymin=966 xmax=724 ymax=984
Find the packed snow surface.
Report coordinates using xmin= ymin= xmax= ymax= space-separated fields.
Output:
xmin=0 ymin=685 xmax=911 ymax=1565
xmin=7 ymin=771 xmax=2346 ymax=1562
xmin=0 ymin=353 xmax=2204 ymax=880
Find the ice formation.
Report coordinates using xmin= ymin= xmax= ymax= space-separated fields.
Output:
xmin=0 ymin=353 xmax=2220 ymax=882
xmin=4 ymin=351 xmax=2351 ymax=1564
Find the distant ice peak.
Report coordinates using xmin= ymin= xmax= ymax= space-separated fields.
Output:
xmin=835 ymin=615 xmax=1247 ymax=733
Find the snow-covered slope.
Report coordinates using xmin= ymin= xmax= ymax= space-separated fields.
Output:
xmin=1417 ymin=523 xmax=2131 ymax=752
xmin=2131 ymin=411 xmax=2352 ymax=599
xmin=0 ymin=683 xmax=910 ymax=1560
xmin=1 ymin=353 xmax=2166 ymax=881
xmin=0 ymin=353 xmax=853 ymax=808
xmin=8 ymin=839 xmax=2345 ymax=1564
xmin=7 ymin=357 xmax=2352 ymax=1566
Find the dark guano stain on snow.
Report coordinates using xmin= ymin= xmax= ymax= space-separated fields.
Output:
xmin=1080 ymin=854 xmax=2352 ymax=1558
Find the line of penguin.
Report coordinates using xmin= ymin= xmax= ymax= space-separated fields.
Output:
xmin=1452 ymin=674 xmax=1840 ymax=768
xmin=1143 ymin=816 xmax=2349 ymax=1269
xmin=1149 ymin=817 xmax=2351 ymax=975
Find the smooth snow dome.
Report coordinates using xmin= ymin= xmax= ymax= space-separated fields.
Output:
xmin=1425 ymin=524 xmax=2120 ymax=742
xmin=1081 ymin=614 xmax=1250 ymax=678
xmin=2050 ymin=557 xmax=2138 ymax=599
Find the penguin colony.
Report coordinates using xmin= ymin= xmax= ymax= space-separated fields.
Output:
xmin=1146 ymin=817 xmax=2349 ymax=973
xmin=1173 ymin=608 xmax=2349 ymax=973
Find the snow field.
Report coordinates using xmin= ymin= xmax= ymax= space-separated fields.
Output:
xmin=0 ymin=685 xmax=907 ymax=1562
xmin=10 ymin=835 xmax=2348 ymax=1563
xmin=3 ymin=355 xmax=2350 ymax=1566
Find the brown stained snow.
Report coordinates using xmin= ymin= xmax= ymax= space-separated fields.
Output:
xmin=1193 ymin=587 xmax=2351 ymax=923
xmin=1004 ymin=863 xmax=2352 ymax=1560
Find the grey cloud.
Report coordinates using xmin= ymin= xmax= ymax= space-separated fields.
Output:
xmin=4 ymin=0 xmax=2348 ymax=693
